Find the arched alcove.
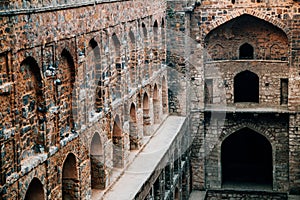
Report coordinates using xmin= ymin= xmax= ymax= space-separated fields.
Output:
xmin=221 ymin=128 xmax=272 ymax=188
xmin=239 ymin=43 xmax=254 ymax=59
xmin=19 ymin=56 xmax=45 ymax=157
xmin=161 ymin=18 xmax=166 ymax=64
xmin=90 ymin=133 xmax=105 ymax=189
xmin=142 ymin=22 xmax=147 ymax=37
xmin=205 ymin=14 xmax=288 ymax=60
xmin=112 ymin=115 xmax=123 ymax=168
xmin=234 ymin=70 xmax=259 ymax=103
xmin=59 ymin=49 xmax=76 ymax=137
xmin=152 ymin=20 xmax=159 ymax=72
xmin=62 ymin=153 xmax=79 ymax=200
xmin=153 ymin=20 xmax=158 ymax=36
xmin=129 ymin=30 xmax=136 ymax=86
xmin=143 ymin=92 xmax=151 ymax=136
xmin=24 ymin=178 xmax=44 ymax=200
xmin=153 ymin=84 xmax=159 ymax=124
xmin=162 ymin=77 xmax=168 ymax=114
xmin=141 ymin=23 xmax=150 ymax=78
xmin=112 ymin=33 xmax=122 ymax=100
xmin=129 ymin=103 xmax=138 ymax=150
xmin=89 ymin=39 xmax=103 ymax=112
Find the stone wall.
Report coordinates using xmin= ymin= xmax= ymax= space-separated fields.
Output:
xmin=164 ymin=0 xmax=300 ymax=196
xmin=205 ymin=189 xmax=288 ymax=200
xmin=0 ymin=0 xmax=168 ymax=199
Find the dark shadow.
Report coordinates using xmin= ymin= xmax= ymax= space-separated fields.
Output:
xmin=234 ymin=70 xmax=259 ymax=103
xmin=221 ymin=128 xmax=272 ymax=188
xmin=239 ymin=43 xmax=254 ymax=59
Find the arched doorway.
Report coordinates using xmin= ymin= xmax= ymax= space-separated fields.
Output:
xmin=25 ymin=178 xmax=44 ymax=200
xmin=90 ymin=133 xmax=105 ymax=189
xmin=234 ymin=70 xmax=259 ymax=103
xmin=62 ymin=153 xmax=79 ymax=200
xmin=221 ymin=128 xmax=272 ymax=188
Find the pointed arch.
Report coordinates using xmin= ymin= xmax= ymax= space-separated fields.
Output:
xmin=221 ymin=128 xmax=273 ymax=187
xmin=19 ymin=56 xmax=45 ymax=159
xmin=143 ymin=92 xmax=151 ymax=136
xmin=153 ymin=20 xmax=158 ymax=36
xmin=128 ymin=29 xmax=137 ymax=87
xmin=205 ymin=14 xmax=289 ymax=60
xmin=90 ymin=132 xmax=105 ymax=189
xmin=62 ymin=153 xmax=79 ymax=200
xmin=239 ymin=43 xmax=254 ymax=59
xmin=89 ymin=39 xmax=103 ymax=112
xmin=234 ymin=70 xmax=259 ymax=103
xmin=142 ymin=22 xmax=147 ymax=37
xmin=129 ymin=103 xmax=139 ymax=150
xmin=112 ymin=33 xmax=122 ymax=100
xmin=152 ymin=20 xmax=160 ymax=72
xmin=270 ymin=44 xmax=282 ymax=60
xmin=153 ymin=84 xmax=159 ymax=124
xmin=161 ymin=18 xmax=166 ymax=64
xmin=24 ymin=178 xmax=44 ymax=200
xmin=141 ymin=22 xmax=150 ymax=78
xmin=162 ymin=76 xmax=168 ymax=114
xmin=113 ymin=115 xmax=123 ymax=168
xmin=58 ymin=49 xmax=76 ymax=138
xmin=204 ymin=13 xmax=289 ymax=39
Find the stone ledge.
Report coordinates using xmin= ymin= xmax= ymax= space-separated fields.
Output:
xmin=0 ymin=0 xmax=130 ymax=16
xmin=103 ymin=116 xmax=186 ymax=200
xmin=202 ymin=105 xmax=291 ymax=113
xmin=206 ymin=59 xmax=289 ymax=64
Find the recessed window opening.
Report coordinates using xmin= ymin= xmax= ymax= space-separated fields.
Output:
xmin=234 ymin=70 xmax=259 ymax=103
xmin=239 ymin=43 xmax=254 ymax=59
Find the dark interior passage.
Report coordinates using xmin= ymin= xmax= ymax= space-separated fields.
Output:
xmin=221 ymin=128 xmax=272 ymax=187
xmin=234 ymin=70 xmax=259 ymax=103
